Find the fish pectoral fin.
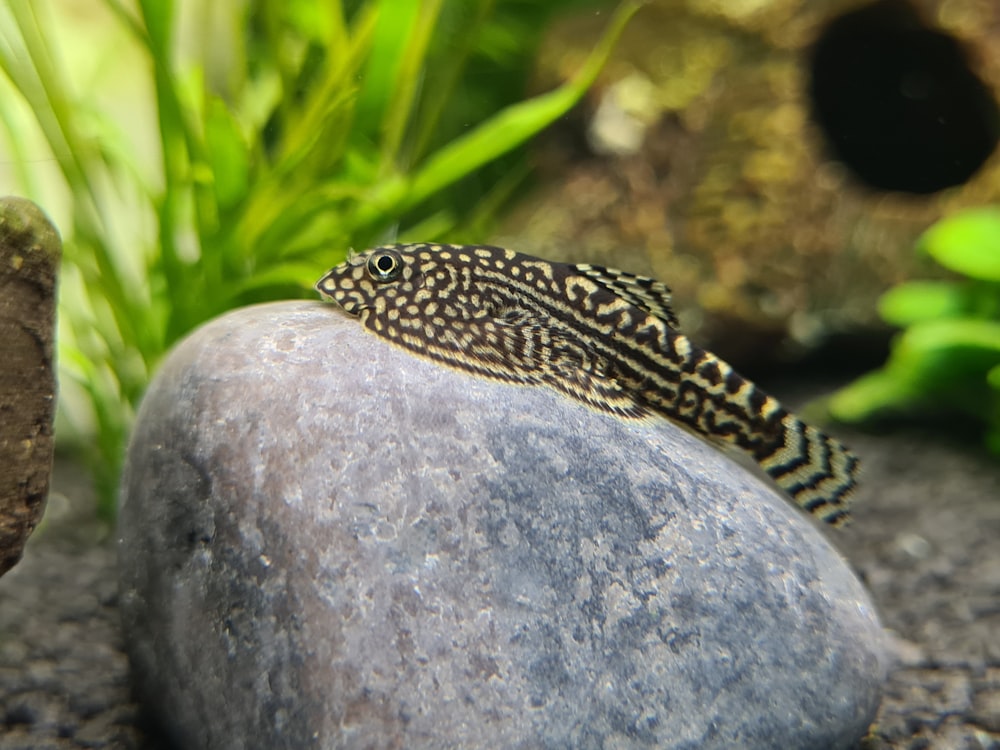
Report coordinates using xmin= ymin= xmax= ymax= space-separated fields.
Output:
xmin=559 ymin=367 xmax=648 ymax=419
xmin=492 ymin=306 xmax=537 ymax=327
xmin=543 ymin=333 xmax=647 ymax=419
xmin=488 ymin=308 xmax=645 ymax=418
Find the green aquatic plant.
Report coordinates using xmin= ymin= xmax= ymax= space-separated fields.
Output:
xmin=0 ymin=0 xmax=638 ymax=516
xmin=829 ymin=207 xmax=1000 ymax=454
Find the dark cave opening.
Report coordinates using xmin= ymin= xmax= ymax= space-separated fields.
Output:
xmin=808 ymin=0 xmax=1000 ymax=194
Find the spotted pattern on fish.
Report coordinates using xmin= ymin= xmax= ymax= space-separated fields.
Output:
xmin=316 ymin=243 xmax=860 ymax=525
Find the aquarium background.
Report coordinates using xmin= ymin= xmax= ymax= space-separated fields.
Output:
xmin=1 ymin=0 xmax=999 ymax=513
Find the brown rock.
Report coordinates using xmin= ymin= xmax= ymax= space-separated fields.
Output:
xmin=496 ymin=0 xmax=1000 ymax=367
xmin=0 ymin=197 xmax=61 ymax=577
xmin=971 ymin=690 xmax=1000 ymax=733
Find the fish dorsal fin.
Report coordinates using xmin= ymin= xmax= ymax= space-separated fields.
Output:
xmin=573 ymin=264 xmax=679 ymax=328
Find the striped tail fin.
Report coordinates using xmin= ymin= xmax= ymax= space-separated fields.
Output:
xmin=647 ymin=336 xmax=861 ymax=526
xmin=755 ymin=415 xmax=859 ymax=526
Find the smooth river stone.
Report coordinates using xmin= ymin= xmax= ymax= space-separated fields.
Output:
xmin=118 ymin=301 xmax=886 ymax=750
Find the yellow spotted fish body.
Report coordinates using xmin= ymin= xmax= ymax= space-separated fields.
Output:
xmin=317 ymin=243 xmax=859 ymax=526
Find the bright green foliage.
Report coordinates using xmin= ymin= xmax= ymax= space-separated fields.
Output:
xmin=918 ymin=207 xmax=1000 ymax=282
xmin=0 ymin=0 xmax=638 ymax=515
xmin=830 ymin=207 xmax=1000 ymax=454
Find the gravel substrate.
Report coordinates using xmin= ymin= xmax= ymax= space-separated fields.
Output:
xmin=839 ymin=430 xmax=1000 ymax=750
xmin=1 ymin=393 xmax=998 ymax=749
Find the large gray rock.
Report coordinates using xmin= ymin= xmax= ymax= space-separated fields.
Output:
xmin=118 ymin=301 xmax=886 ymax=750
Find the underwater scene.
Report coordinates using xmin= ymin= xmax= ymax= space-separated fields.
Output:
xmin=1 ymin=1 xmax=998 ymax=748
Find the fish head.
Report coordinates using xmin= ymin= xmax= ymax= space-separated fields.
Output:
xmin=316 ymin=243 xmax=498 ymax=320
xmin=315 ymin=244 xmax=426 ymax=316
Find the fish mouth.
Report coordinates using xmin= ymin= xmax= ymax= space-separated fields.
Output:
xmin=316 ymin=285 xmax=370 ymax=317
xmin=314 ymin=276 xmax=344 ymax=302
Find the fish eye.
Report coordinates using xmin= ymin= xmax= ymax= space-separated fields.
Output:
xmin=367 ymin=249 xmax=403 ymax=282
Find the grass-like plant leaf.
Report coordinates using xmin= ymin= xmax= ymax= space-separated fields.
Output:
xmin=0 ymin=0 xmax=637 ymax=516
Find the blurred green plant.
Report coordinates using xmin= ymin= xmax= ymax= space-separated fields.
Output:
xmin=0 ymin=0 xmax=638 ymax=516
xmin=829 ymin=206 xmax=1000 ymax=454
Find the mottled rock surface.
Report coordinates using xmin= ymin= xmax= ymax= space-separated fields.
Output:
xmin=118 ymin=301 xmax=885 ymax=750
xmin=0 ymin=196 xmax=60 ymax=578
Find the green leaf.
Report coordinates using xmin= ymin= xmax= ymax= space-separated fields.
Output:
xmin=225 ymin=261 xmax=328 ymax=297
xmin=877 ymin=279 xmax=1000 ymax=325
xmin=828 ymin=369 xmax=922 ymax=423
xmin=137 ymin=0 xmax=174 ymax=52
xmin=831 ymin=318 xmax=1000 ymax=422
xmin=402 ymin=209 xmax=457 ymax=241
xmin=204 ymin=97 xmax=251 ymax=211
xmin=376 ymin=0 xmax=445 ymax=172
xmin=0 ymin=76 xmax=43 ymax=195
xmin=353 ymin=0 xmax=422 ymax=138
xmin=986 ymin=425 xmax=1000 ymax=455
xmin=917 ymin=207 xmax=1000 ymax=281
xmin=988 ymin=363 xmax=1000 ymax=391
xmin=285 ymin=0 xmax=340 ymax=45
xmin=405 ymin=0 xmax=640 ymax=205
xmin=348 ymin=0 xmax=643 ymax=231
xmin=892 ymin=318 xmax=1000 ymax=388
xmin=878 ymin=281 xmax=970 ymax=326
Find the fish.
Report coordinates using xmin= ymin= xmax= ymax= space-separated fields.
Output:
xmin=316 ymin=243 xmax=859 ymax=525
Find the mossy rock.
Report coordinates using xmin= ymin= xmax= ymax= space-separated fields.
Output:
xmin=0 ymin=197 xmax=61 ymax=577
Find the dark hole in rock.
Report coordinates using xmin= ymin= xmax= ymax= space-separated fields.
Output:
xmin=808 ymin=0 xmax=1000 ymax=194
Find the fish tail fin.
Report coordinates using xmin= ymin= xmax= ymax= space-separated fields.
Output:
xmin=756 ymin=414 xmax=860 ymax=526
xmin=660 ymin=338 xmax=860 ymax=525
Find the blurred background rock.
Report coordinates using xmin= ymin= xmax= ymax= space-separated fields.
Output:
xmin=493 ymin=0 xmax=1000 ymax=371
